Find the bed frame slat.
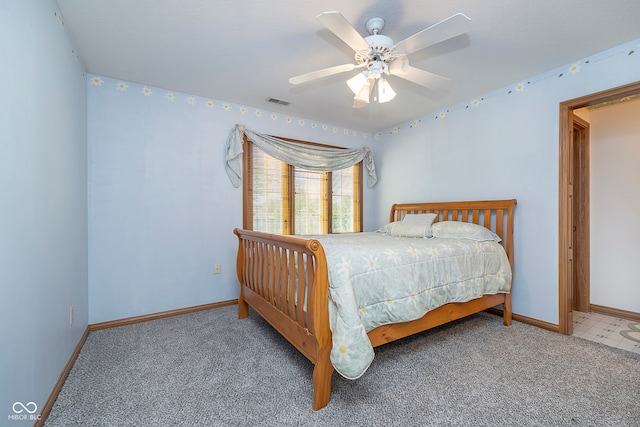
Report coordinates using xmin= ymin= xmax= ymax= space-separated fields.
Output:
xmin=295 ymin=252 xmax=305 ymax=327
xmin=287 ymin=250 xmax=295 ymax=317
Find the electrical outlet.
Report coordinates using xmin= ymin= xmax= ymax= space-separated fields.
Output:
xmin=70 ymin=305 xmax=74 ymax=325
xmin=214 ymin=264 xmax=221 ymax=274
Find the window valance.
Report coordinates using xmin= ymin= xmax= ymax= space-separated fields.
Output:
xmin=225 ymin=124 xmax=377 ymax=188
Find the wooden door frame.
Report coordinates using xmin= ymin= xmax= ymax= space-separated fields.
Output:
xmin=571 ymin=114 xmax=590 ymax=314
xmin=558 ymin=80 xmax=640 ymax=335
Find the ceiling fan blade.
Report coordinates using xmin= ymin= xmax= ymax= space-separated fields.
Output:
xmin=391 ymin=65 xmax=449 ymax=90
xmin=317 ymin=11 xmax=370 ymax=52
xmin=289 ymin=63 xmax=358 ymax=85
xmin=394 ymin=13 xmax=471 ymax=55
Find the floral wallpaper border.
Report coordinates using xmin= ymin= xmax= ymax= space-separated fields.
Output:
xmin=87 ymin=75 xmax=375 ymax=140
xmin=382 ymin=40 xmax=639 ymax=136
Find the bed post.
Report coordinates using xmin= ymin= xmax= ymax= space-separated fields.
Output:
xmin=502 ymin=294 xmax=513 ymax=326
xmin=502 ymin=199 xmax=517 ymax=326
xmin=306 ymin=239 xmax=334 ymax=410
xmin=312 ymin=350 xmax=333 ymax=410
xmin=234 ymin=229 xmax=249 ymax=319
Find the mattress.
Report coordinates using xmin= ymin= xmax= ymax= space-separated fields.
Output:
xmin=312 ymin=232 xmax=512 ymax=379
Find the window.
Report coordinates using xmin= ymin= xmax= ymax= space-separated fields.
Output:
xmin=243 ymin=135 xmax=362 ymax=235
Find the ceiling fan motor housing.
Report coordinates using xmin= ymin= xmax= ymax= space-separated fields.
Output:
xmin=351 ymin=17 xmax=399 ymax=67
xmin=355 ymin=33 xmax=398 ymax=66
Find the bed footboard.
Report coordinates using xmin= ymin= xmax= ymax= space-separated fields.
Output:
xmin=233 ymin=229 xmax=333 ymax=410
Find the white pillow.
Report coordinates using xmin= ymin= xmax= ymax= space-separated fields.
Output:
xmin=400 ymin=213 xmax=437 ymax=237
xmin=376 ymin=221 xmax=432 ymax=238
xmin=401 ymin=213 xmax=437 ymax=226
xmin=390 ymin=222 xmax=432 ymax=238
xmin=377 ymin=221 xmax=397 ymax=234
xmin=377 ymin=213 xmax=438 ymax=238
xmin=431 ymin=221 xmax=502 ymax=242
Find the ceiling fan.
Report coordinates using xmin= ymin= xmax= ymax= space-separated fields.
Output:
xmin=289 ymin=11 xmax=471 ymax=108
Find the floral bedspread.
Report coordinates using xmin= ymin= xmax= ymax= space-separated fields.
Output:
xmin=312 ymin=232 xmax=512 ymax=380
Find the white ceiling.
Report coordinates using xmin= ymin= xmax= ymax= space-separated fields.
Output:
xmin=56 ymin=0 xmax=640 ymax=133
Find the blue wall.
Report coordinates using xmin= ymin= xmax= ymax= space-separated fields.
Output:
xmin=0 ymin=0 xmax=87 ymax=420
xmin=372 ymin=39 xmax=640 ymax=324
xmin=87 ymin=77 xmax=376 ymax=323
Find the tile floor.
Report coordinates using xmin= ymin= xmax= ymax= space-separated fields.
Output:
xmin=572 ymin=311 xmax=640 ymax=355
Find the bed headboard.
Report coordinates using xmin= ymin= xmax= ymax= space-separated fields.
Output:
xmin=389 ymin=199 xmax=517 ymax=270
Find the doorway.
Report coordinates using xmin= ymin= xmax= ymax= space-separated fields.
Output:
xmin=558 ymin=80 xmax=640 ymax=335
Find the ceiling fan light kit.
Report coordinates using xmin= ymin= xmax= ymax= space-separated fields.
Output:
xmin=377 ymin=78 xmax=396 ymax=103
xmin=352 ymin=80 xmax=372 ymax=108
xmin=347 ymin=72 xmax=369 ymax=95
xmin=289 ymin=11 xmax=471 ymax=108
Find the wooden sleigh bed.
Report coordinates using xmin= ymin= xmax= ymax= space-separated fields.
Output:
xmin=234 ymin=199 xmax=516 ymax=410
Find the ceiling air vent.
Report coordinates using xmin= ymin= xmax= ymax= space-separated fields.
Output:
xmin=266 ymin=97 xmax=291 ymax=106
